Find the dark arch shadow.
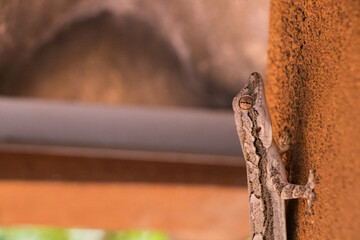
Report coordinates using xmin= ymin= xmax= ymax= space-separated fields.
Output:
xmin=1 ymin=11 xmax=217 ymax=107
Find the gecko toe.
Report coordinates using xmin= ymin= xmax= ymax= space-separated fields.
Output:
xmin=305 ymin=196 xmax=316 ymax=214
xmin=315 ymin=177 xmax=320 ymax=185
xmin=307 ymin=169 xmax=316 ymax=189
xmin=305 ymin=207 xmax=313 ymax=215
xmin=312 ymin=192 xmax=316 ymax=202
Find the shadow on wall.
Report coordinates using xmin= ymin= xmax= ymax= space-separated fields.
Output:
xmin=0 ymin=0 xmax=269 ymax=108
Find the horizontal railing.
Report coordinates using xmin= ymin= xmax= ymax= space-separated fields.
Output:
xmin=0 ymin=97 xmax=244 ymax=166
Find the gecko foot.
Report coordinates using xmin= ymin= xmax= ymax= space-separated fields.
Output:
xmin=305 ymin=169 xmax=316 ymax=214
xmin=278 ymin=127 xmax=292 ymax=154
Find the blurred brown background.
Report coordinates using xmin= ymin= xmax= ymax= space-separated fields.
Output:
xmin=0 ymin=1 xmax=271 ymax=240
xmin=0 ymin=0 xmax=269 ymax=108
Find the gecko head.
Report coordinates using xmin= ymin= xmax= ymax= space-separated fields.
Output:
xmin=232 ymin=72 xmax=273 ymax=148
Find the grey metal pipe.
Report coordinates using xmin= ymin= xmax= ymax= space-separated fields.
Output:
xmin=0 ymin=98 xmax=243 ymax=165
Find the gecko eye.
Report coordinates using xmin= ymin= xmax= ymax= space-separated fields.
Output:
xmin=239 ymin=96 xmax=253 ymax=110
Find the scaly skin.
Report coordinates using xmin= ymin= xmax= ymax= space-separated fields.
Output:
xmin=232 ymin=72 xmax=316 ymax=240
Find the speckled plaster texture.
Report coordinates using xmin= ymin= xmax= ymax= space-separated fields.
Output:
xmin=267 ymin=0 xmax=360 ymax=239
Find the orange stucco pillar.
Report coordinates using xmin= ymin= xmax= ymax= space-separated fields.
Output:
xmin=266 ymin=0 xmax=360 ymax=239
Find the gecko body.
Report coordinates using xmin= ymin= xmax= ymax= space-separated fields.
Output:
xmin=232 ymin=72 xmax=316 ymax=240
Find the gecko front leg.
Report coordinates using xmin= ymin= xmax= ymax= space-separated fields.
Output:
xmin=270 ymin=166 xmax=316 ymax=213
xmin=273 ymin=130 xmax=316 ymax=212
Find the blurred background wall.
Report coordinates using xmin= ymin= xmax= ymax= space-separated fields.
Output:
xmin=0 ymin=1 xmax=271 ymax=239
xmin=0 ymin=0 xmax=269 ymax=108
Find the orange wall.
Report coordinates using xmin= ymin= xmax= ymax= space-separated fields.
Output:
xmin=267 ymin=0 xmax=360 ymax=239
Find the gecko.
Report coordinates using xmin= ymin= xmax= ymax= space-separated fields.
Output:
xmin=232 ymin=72 xmax=316 ymax=240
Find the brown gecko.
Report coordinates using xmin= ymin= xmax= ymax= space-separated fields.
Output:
xmin=232 ymin=72 xmax=316 ymax=240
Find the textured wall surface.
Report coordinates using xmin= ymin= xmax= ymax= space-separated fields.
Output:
xmin=267 ymin=0 xmax=360 ymax=239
